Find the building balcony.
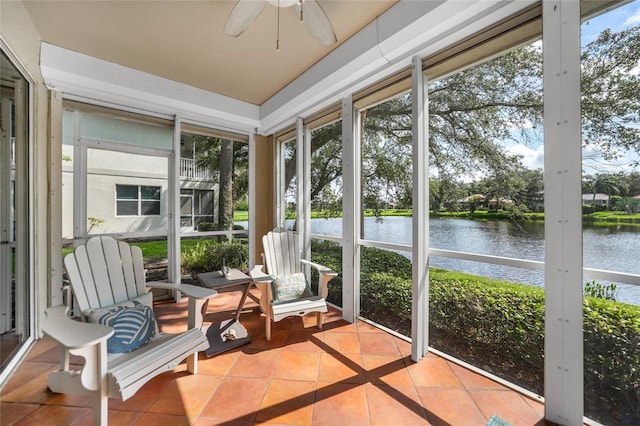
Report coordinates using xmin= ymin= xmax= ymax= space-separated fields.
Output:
xmin=180 ymin=158 xmax=215 ymax=182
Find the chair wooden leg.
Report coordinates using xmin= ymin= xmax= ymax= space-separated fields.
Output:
xmin=94 ymin=390 xmax=107 ymax=426
xmin=265 ymin=319 xmax=272 ymax=341
xmin=95 ymin=342 xmax=108 ymax=426
xmin=187 ymin=352 xmax=198 ymax=374
xmin=317 ymin=312 xmax=323 ymax=330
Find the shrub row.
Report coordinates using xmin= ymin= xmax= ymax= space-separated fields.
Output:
xmin=197 ymin=222 xmax=246 ymax=232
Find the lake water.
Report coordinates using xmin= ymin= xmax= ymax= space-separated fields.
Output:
xmin=240 ymin=217 xmax=640 ymax=304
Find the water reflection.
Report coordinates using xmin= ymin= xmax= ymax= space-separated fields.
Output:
xmin=300 ymin=216 xmax=639 ymax=304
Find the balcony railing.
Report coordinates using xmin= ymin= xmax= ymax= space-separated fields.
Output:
xmin=180 ymin=158 xmax=214 ymax=181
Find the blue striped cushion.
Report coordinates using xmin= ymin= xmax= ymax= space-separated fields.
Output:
xmin=94 ymin=302 xmax=156 ymax=354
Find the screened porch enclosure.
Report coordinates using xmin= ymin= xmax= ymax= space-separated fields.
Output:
xmin=271 ymin=2 xmax=639 ymax=425
xmin=1 ymin=0 xmax=639 ymax=425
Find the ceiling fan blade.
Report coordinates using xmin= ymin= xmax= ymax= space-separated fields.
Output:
xmin=294 ymin=0 xmax=337 ymax=47
xmin=224 ymin=0 xmax=266 ymax=37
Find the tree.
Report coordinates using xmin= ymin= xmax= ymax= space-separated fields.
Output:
xmin=430 ymin=175 xmax=467 ymax=213
xmin=620 ymin=172 xmax=640 ymax=196
xmin=283 ymin=24 xmax=639 ymax=216
xmin=583 ymin=173 xmax=629 ymax=209
xmin=288 ymin=45 xmax=543 ymax=209
xmin=581 ymin=26 xmax=640 ymax=165
xmin=310 ymin=125 xmax=342 ymax=205
xmin=218 ymin=139 xmax=234 ymax=233
xmin=361 ymin=110 xmax=413 ymax=210
xmin=182 ymin=134 xmax=248 ymax=234
xmin=467 ymin=195 xmax=481 ymax=214
xmin=519 ymin=169 xmax=544 ymax=212
xmin=462 ymin=161 xmax=540 ymax=219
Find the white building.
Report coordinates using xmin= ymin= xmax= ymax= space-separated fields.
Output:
xmin=61 ymin=113 xmax=218 ymax=238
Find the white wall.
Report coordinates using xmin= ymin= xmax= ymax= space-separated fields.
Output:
xmin=61 ymin=143 xmax=172 ymax=238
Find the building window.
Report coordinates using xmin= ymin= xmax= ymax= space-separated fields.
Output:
xmin=116 ymin=185 xmax=161 ymax=216
xmin=180 ymin=189 xmax=215 ymax=229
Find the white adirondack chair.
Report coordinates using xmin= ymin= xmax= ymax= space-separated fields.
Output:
xmin=250 ymin=229 xmax=337 ymax=340
xmin=42 ymin=236 xmax=217 ymax=426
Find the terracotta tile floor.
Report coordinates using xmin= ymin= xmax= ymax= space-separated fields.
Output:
xmin=1 ymin=289 xmax=549 ymax=425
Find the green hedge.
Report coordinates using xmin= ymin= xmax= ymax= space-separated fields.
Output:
xmin=366 ymin=270 xmax=639 ymax=424
xmin=583 ymin=297 xmax=640 ymax=423
xmin=311 ymin=240 xmax=640 ymax=425
xmin=181 ymin=241 xmax=248 ymax=274
xmin=197 ymin=222 xmax=217 ymax=232
xmin=429 ymin=270 xmax=545 ymax=373
xmin=197 ymin=222 xmax=247 ymax=232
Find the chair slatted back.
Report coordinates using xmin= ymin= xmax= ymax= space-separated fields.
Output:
xmin=262 ymin=229 xmax=301 ymax=277
xmin=64 ymin=236 xmax=147 ymax=312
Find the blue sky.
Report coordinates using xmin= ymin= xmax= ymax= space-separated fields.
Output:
xmin=582 ymin=0 xmax=640 ymax=44
xmin=503 ymin=0 xmax=640 ymax=175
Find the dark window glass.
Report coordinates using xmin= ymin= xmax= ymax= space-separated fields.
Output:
xmin=117 ymin=185 xmax=138 ymax=200
xmin=202 ymin=191 xmax=214 ymax=214
xmin=141 ymin=201 xmax=160 ymax=215
xmin=141 ymin=186 xmax=161 ymax=200
xmin=116 ymin=185 xmax=161 ymax=216
xmin=193 ymin=193 xmax=201 ymax=214
xmin=117 ymin=200 xmax=138 ymax=216
xmin=180 ymin=196 xmax=192 ymax=215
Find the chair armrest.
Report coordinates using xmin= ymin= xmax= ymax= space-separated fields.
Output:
xmin=249 ymin=265 xmax=273 ymax=283
xmin=300 ymin=259 xmax=337 ymax=300
xmin=146 ymin=282 xmax=217 ymax=299
xmin=43 ymin=305 xmax=113 ymax=349
xmin=300 ymin=259 xmax=338 ymax=277
xmin=147 ymin=282 xmax=216 ymax=332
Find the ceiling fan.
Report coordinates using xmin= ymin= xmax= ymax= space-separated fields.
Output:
xmin=224 ymin=0 xmax=337 ymax=49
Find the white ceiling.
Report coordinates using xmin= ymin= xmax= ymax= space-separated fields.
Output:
xmin=22 ymin=0 xmax=539 ymax=135
xmin=22 ymin=0 xmax=397 ymax=106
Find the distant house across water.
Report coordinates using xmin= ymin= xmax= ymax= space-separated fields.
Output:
xmin=582 ymin=193 xmax=609 ymax=206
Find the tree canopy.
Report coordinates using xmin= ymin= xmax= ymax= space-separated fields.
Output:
xmin=181 ymin=133 xmax=248 ymax=231
xmin=187 ymin=18 xmax=640 ymax=222
xmin=293 ymin=22 xmax=639 ymax=213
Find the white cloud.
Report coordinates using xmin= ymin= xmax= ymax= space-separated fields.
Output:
xmin=505 ymin=145 xmax=639 ymax=174
xmin=582 ymin=144 xmax=640 ymax=174
xmin=505 ymin=144 xmax=544 ymax=170
xmin=624 ymin=7 xmax=640 ymax=26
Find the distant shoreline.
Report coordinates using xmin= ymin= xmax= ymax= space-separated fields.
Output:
xmin=238 ymin=209 xmax=640 ymax=225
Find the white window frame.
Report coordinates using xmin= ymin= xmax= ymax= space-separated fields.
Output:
xmin=115 ymin=184 xmax=161 ymax=217
xmin=0 ymin=39 xmax=36 ymax=387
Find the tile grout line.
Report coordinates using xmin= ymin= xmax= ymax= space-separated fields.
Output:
xmin=447 ymin=360 xmax=492 ymax=423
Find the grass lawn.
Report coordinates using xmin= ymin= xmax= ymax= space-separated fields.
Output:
xmin=234 ymin=210 xmax=248 ymax=221
xmin=62 ymin=238 xmax=219 ymax=260
xmin=132 ymin=238 xmax=234 ymax=260
xmin=584 ymin=210 xmax=640 ymax=223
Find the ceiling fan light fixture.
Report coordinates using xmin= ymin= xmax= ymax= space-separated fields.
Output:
xmin=224 ymin=0 xmax=336 ymax=49
xmin=266 ymin=0 xmax=297 ymax=7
